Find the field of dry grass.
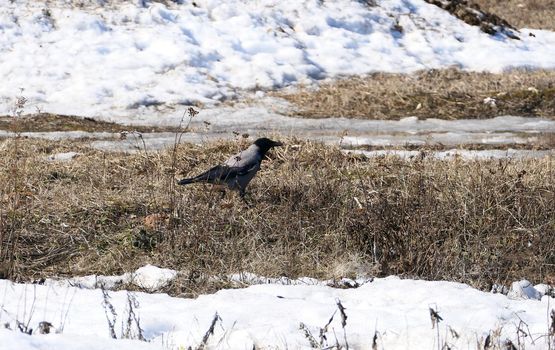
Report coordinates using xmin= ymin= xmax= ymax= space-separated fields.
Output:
xmin=0 ymin=113 xmax=176 ymax=133
xmin=473 ymin=0 xmax=555 ymax=31
xmin=0 ymin=138 xmax=553 ymax=295
xmin=278 ymin=69 xmax=555 ymax=120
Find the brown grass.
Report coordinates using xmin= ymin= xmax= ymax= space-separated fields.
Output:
xmin=277 ymin=69 xmax=555 ymax=120
xmin=0 ymin=113 xmax=175 ymax=133
xmin=425 ymin=0 xmax=519 ymax=39
xmin=473 ymin=0 xmax=555 ymax=31
xmin=0 ymin=137 xmax=553 ymax=295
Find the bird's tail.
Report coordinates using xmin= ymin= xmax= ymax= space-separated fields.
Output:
xmin=177 ymin=178 xmax=195 ymax=185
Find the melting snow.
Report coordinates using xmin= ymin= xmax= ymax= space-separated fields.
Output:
xmin=2 ymin=114 xmax=553 ymax=154
xmin=346 ymin=149 xmax=555 ymax=160
xmin=45 ymin=265 xmax=178 ymax=292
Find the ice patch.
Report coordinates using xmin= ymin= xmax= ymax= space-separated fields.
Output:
xmin=132 ymin=264 xmax=177 ymax=291
xmin=346 ymin=149 xmax=555 ymax=160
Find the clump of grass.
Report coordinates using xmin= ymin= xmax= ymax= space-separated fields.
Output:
xmin=277 ymin=69 xmax=555 ymax=120
xmin=473 ymin=0 xmax=555 ymax=31
xmin=0 ymin=113 xmax=178 ymax=133
xmin=425 ymin=0 xmax=519 ymax=39
xmin=0 ymin=138 xmax=553 ymax=295
xmin=101 ymin=289 xmax=146 ymax=341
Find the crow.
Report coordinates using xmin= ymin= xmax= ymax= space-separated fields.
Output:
xmin=177 ymin=138 xmax=283 ymax=199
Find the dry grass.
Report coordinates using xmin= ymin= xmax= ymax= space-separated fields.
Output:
xmin=473 ymin=0 xmax=555 ymax=31
xmin=0 ymin=113 xmax=175 ymax=133
xmin=0 ymin=137 xmax=553 ymax=295
xmin=278 ymin=69 xmax=555 ymax=120
xmin=425 ymin=0 xmax=519 ymax=39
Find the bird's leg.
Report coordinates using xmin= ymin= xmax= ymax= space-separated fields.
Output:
xmin=219 ymin=189 xmax=235 ymax=209
xmin=239 ymin=189 xmax=253 ymax=208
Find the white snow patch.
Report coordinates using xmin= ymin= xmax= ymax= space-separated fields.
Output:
xmin=132 ymin=264 xmax=178 ymax=291
xmin=1 ymin=1 xmax=555 ymax=122
xmin=507 ymin=279 xmax=543 ymax=300
xmin=483 ymin=97 xmax=497 ymax=107
xmin=45 ymin=151 xmax=80 ymax=162
xmin=345 ymin=148 xmax=554 ymax=160
xmin=0 ymin=276 xmax=553 ymax=349
xmin=534 ymin=284 xmax=555 ymax=298
xmin=46 ymin=264 xmax=178 ymax=291
xmin=225 ymin=272 xmax=371 ymax=289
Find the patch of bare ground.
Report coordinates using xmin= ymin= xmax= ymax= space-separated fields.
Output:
xmin=426 ymin=0 xmax=519 ymax=39
xmin=277 ymin=69 xmax=555 ymax=120
xmin=473 ymin=0 xmax=555 ymax=31
xmin=0 ymin=113 xmax=176 ymax=133
xmin=0 ymin=138 xmax=553 ymax=295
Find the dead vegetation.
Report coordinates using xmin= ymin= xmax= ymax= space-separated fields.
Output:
xmin=277 ymin=69 xmax=555 ymax=120
xmin=426 ymin=0 xmax=520 ymax=39
xmin=473 ymin=0 xmax=555 ymax=31
xmin=0 ymin=138 xmax=553 ymax=295
xmin=0 ymin=113 xmax=175 ymax=133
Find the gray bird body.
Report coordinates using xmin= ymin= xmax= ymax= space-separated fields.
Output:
xmin=178 ymin=138 xmax=282 ymax=197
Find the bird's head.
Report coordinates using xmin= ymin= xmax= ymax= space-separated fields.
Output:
xmin=253 ymin=137 xmax=283 ymax=154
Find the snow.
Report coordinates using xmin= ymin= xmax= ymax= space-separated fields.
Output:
xmin=1 ymin=0 xmax=555 ymax=122
xmin=132 ymin=265 xmax=177 ymax=292
xmin=45 ymin=151 xmax=80 ymax=162
xmin=46 ymin=265 xmax=177 ymax=292
xmin=222 ymin=272 xmax=371 ymax=290
xmin=507 ymin=280 xmax=543 ymax=300
xmin=1 ymin=274 xmax=554 ymax=350
xmin=346 ymin=149 xmax=555 ymax=160
xmin=2 ymin=114 xmax=553 ymax=155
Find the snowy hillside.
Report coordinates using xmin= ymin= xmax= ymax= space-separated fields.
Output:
xmin=1 ymin=0 xmax=555 ymax=122
xmin=1 ymin=271 xmax=554 ymax=350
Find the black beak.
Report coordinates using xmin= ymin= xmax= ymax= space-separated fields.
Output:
xmin=272 ymin=141 xmax=284 ymax=147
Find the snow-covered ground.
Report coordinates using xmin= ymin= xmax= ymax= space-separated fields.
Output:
xmin=1 ymin=0 xmax=555 ymax=123
xmin=1 ymin=267 xmax=554 ymax=350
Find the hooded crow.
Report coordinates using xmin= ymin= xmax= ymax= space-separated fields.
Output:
xmin=178 ymin=138 xmax=283 ymax=198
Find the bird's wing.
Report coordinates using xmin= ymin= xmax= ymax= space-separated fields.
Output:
xmin=224 ymin=146 xmax=261 ymax=168
xmin=188 ymin=160 xmax=259 ymax=183
xmin=179 ymin=146 xmax=262 ymax=186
